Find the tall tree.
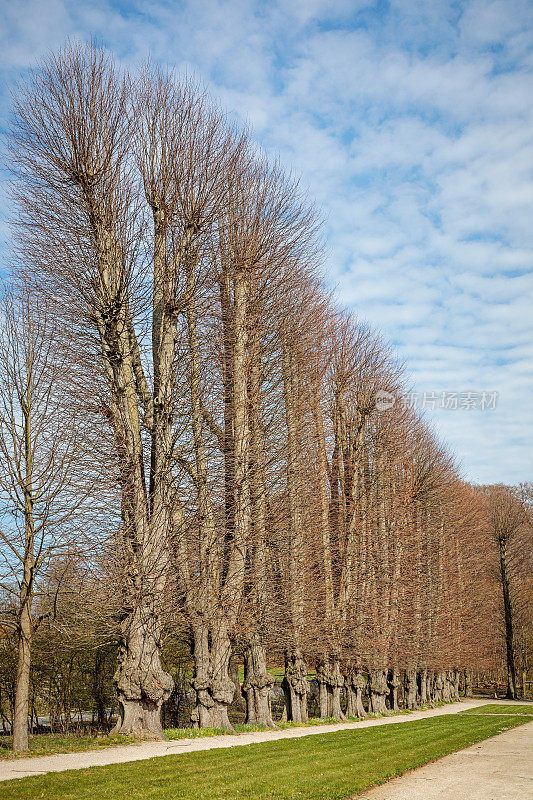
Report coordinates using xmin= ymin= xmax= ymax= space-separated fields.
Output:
xmin=11 ymin=45 xmax=179 ymax=738
xmin=484 ymin=485 xmax=529 ymax=699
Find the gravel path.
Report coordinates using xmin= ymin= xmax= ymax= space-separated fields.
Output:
xmin=1 ymin=699 xmax=531 ymax=783
xmin=355 ymin=716 xmax=533 ymax=799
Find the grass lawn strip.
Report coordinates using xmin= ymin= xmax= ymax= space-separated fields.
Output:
xmin=460 ymin=704 xmax=533 ymax=715
xmin=0 ymin=711 xmax=415 ymax=761
xmin=0 ymin=734 xmax=145 ymax=761
xmin=1 ymin=713 xmax=530 ymax=800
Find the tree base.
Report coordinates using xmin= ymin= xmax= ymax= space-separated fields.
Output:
xmin=111 ymin=699 xmax=166 ymax=740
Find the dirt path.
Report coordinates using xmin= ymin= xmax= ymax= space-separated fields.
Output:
xmin=355 ymin=717 xmax=533 ymax=799
xmin=1 ymin=699 xmax=531 ymax=783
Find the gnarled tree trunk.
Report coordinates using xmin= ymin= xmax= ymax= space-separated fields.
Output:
xmin=111 ymin=602 xmax=173 ymax=738
xmin=282 ymin=649 xmax=309 ymax=723
xmin=370 ymin=668 xmax=389 ymax=714
xmin=190 ymin=623 xmax=235 ymax=731
xmin=388 ymin=668 xmax=400 ymax=712
xmin=242 ymin=634 xmax=277 ymax=728
xmin=405 ymin=667 xmax=418 ymax=710
xmin=316 ymin=655 xmax=346 ymax=721
xmin=346 ymin=670 xmax=368 ymax=718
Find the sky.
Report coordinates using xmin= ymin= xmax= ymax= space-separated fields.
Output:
xmin=0 ymin=0 xmax=531 ymax=484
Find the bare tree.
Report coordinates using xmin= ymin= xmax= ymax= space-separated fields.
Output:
xmin=483 ymin=484 xmax=530 ymax=699
xmin=11 ymin=45 xmax=178 ymax=738
xmin=0 ymin=284 xmax=82 ymax=752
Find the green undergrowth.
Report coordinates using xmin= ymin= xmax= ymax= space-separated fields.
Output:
xmin=2 ymin=712 xmax=530 ymax=799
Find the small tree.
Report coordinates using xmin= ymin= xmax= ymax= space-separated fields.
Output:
xmin=0 ymin=285 xmax=80 ymax=752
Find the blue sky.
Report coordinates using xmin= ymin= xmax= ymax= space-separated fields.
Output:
xmin=0 ymin=0 xmax=531 ymax=484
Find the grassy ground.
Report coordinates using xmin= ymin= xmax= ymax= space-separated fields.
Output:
xmin=2 ymin=712 xmax=530 ymax=800
xmin=0 ymin=711 xmax=414 ymax=760
xmin=460 ymin=703 xmax=533 ymax=715
xmin=165 ymin=715 xmax=392 ymax=740
xmin=0 ymin=733 xmax=142 ymax=761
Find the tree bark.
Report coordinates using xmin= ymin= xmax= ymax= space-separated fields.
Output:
xmin=111 ymin=601 xmax=172 ymax=738
xmin=370 ymin=668 xmax=389 ymax=714
xmin=12 ymin=602 xmax=32 ymax=753
xmin=12 ymin=386 xmax=35 ymax=754
xmin=242 ymin=634 xmax=277 ymax=728
xmin=405 ymin=668 xmax=418 ymax=710
xmin=282 ymin=649 xmax=309 ymax=723
xmin=498 ymin=538 xmax=517 ymax=699
xmin=346 ymin=670 xmax=368 ymax=718
xmin=190 ymin=623 xmax=235 ymax=731
xmin=426 ymin=671 xmax=435 ymax=706
xmin=442 ymin=671 xmax=451 ymax=702
xmin=316 ymin=655 xmax=347 ymax=721
xmin=433 ymin=671 xmax=444 ymax=703
xmin=388 ymin=668 xmax=400 ymax=712
xmin=419 ymin=667 xmax=428 ymax=705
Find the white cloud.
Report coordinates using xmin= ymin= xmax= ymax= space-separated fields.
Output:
xmin=0 ymin=0 xmax=531 ymax=484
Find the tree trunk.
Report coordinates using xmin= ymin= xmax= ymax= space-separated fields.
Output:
xmin=369 ymin=668 xmax=389 ymax=714
xmin=426 ymin=671 xmax=435 ymax=706
xmin=282 ymin=649 xmax=309 ymax=723
xmin=229 ymin=653 xmax=245 ymax=712
xmin=281 ymin=342 xmax=306 ymax=668
xmin=242 ymin=635 xmax=277 ymax=728
xmin=499 ymin=542 xmax=517 ymax=700
xmin=93 ymin=650 xmax=108 ymax=729
xmin=419 ymin=668 xmax=428 ymax=705
xmin=328 ymin=657 xmax=347 ymax=721
xmin=12 ymin=602 xmax=32 ymax=753
xmin=190 ymin=623 xmax=235 ymax=731
xmin=464 ymin=669 xmax=472 ymax=697
xmin=388 ymin=669 xmax=400 ymax=712
xmin=405 ymin=668 xmax=418 ymax=710
xmin=347 ymin=671 xmax=368 ymax=718
xmin=316 ymin=657 xmax=330 ymax=718
xmin=355 ymin=673 xmax=368 ymax=718
xmin=111 ymin=602 xmax=173 ymax=739
xmin=442 ymin=672 xmax=451 ymax=702
xmin=316 ymin=655 xmax=346 ymax=720
xmin=433 ymin=671 xmax=444 ymax=703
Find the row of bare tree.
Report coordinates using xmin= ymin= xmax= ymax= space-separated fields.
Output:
xmin=0 ymin=43 xmax=531 ymax=752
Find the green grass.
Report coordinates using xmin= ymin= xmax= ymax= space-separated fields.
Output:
xmin=460 ymin=703 xmax=533 ymax=715
xmin=0 ymin=733 xmax=143 ymax=761
xmin=0 ymin=711 xmax=411 ymax=760
xmin=1 ymin=713 xmax=530 ymax=799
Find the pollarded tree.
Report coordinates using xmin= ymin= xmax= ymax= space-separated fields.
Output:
xmin=234 ymin=164 xmax=318 ymax=729
xmin=306 ymin=314 xmax=401 ymax=719
xmin=10 ymin=46 xmax=216 ymax=738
